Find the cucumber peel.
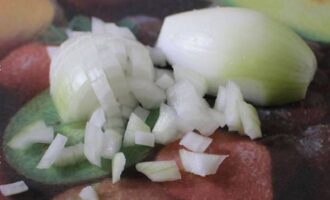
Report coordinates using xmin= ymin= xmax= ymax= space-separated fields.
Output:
xmin=3 ymin=90 xmax=152 ymax=184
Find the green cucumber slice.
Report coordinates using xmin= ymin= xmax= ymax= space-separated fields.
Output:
xmin=3 ymin=90 xmax=152 ymax=184
xmin=218 ymin=0 xmax=330 ymax=43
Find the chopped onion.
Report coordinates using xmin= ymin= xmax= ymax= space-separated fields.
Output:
xmin=156 ymin=7 xmax=316 ymax=105
xmin=91 ymin=17 xmax=105 ymax=33
xmin=155 ymin=73 xmax=175 ymax=90
xmin=238 ymin=101 xmax=262 ymax=139
xmin=179 ymin=132 xmax=212 ymax=153
xmin=121 ymin=106 xmax=134 ymax=119
xmin=134 ymin=131 xmax=155 ymax=147
xmin=155 ymin=68 xmax=174 ymax=80
xmin=224 ymin=81 xmax=243 ymax=132
xmin=37 ymin=134 xmax=68 ymax=169
xmin=123 ymin=113 xmax=150 ymax=146
xmin=79 ymin=186 xmax=99 ymax=200
xmin=50 ymin=34 xmax=153 ymax=123
xmin=136 ymin=161 xmax=181 ymax=182
xmin=0 ymin=181 xmax=28 ymax=196
xmin=89 ymin=107 xmax=106 ymax=128
xmin=112 ymin=152 xmax=126 ymax=183
xmin=147 ymin=46 xmax=167 ymax=67
xmin=104 ymin=23 xmax=136 ymax=40
xmin=47 ymin=46 xmax=60 ymax=61
xmin=54 ymin=143 xmax=85 ymax=166
xmin=66 ymin=30 xmax=87 ymax=39
xmin=133 ymin=106 xmax=150 ymax=121
xmin=88 ymin=67 xmax=121 ymax=118
xmin=8 ymin=120 xmax=54 ymax=150
xmin=209 ymin=109 xmax=226 ymax=128
xmin=214 ymin=86 xmax=227 ymax=112
xmin=101 ymin=129 xmax=122 ymax=159
xmin=167 ymin=81 xmax=219 ymax=136
xmin=173 ymin=65 xmax=207 ymax=96
xmin=130 ymin=78 xmax=166 ymax=109
xmin=179 ymin=149 xmax=228 ymax=177
xmin=104 ymin=117 xmax=125 ymax=130
xmin=84 ymin=122 xmax=104 ymax=167
xmin=127 ymin=43 xmax=155 ymax=81
xmin=152 ymin=104 xmax=179 ymax=145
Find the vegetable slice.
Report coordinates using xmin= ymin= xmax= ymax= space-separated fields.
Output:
xmin=152 ymin=104 xmax=179 ymax=145
xmin=219 ymin=0 xmax=330 ymax=43
xmin=155 ymin=73 xmax=175 ymax=90
xmin=112 ymin=152 xmax=126 ymax=183
xmin=0 ymin=181 xmax=28 ymax=196
xmin=37 ymin=134 xmax=68 ymax=169
xmin=157 ymin=7 xmax=316 ymax=105
xmin=134 ymin=131 xmax=155 ymax=147
xmin=84 ymin=122 xmax=104 ymax=167
xmin=3 ymin=91 xmax=152 ymax=184
xmin=79 ymin=186 xmax=99 ymax=200
xmin=179 ymin=132 xmax=212 ymax=153
xmin=123 ymin=113 xmax=151 ymax=147
xmin=101 ymin=129 xmax=122 ymax=159
xmin=8 ymin=120 xmax=54 ymax=150
xmin=224 ymin=81 xmax=243 ymax=132
xmin=238 ymin=101 xmax=262 ymax=139
xmin=133 ymin=106 xmax=150 ymax=121
xmin=136 ymin=161 xmax=181 ymax=182
xmin=54 ymin=143 xmax=85 ymax=166
xmin=179 ymin=149 xmax=228 ymax=177
xmin=129 ymin=79 xmax=166 ymax=109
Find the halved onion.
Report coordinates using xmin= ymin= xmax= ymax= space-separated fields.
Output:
xmin=156 ymin=7 xmax=316 ymax=106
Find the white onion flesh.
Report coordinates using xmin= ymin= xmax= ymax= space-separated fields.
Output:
xmin=214 ymin=86 xmax=227 ymax=112
xmin=136 ymin=161 xmax=181 ymax=182
xmin=47 ymin=46 xmax=60 ymax=61
xmin=156 ymin=7 xmax=316 ymax=106
xmin=147 ymin=46 xmax=167 ymax=67
xmin=91 ymin=17 xmax=105 ymax=34
xmin=123 ymin=113 xmax=151 ymax=147
xmin=224 ymin=81 xmax=243 ymax=132
xmin=155 ymin=69 xmax=174 ymax=80
xmin=179 ymin=131 xmax=212 ymax=153
xmin=54 ymin=143 xmax=85 ymax=166
xmin=112 ymin=152 xmax=126 ymax=183
xmin=179 ymin=149 xmax=228 ymax=177
xmin=121 ymin=106 xmax=134 ymax=119
xmin=79 ymin=186 xmax=99 ymax=200
xmin=152 ymin=103 xmax=179 ymax=145
xmin=37 ymin=134 xmax=68 ymax=169
xmin=167 ymin=81 xmax=219 ymax=136
xmin=133 ymin=106 xmax=150 ymax=121
xmin=134 ymin=131 xmax=155 ymax=147
xmin=84 ymin=122 xmax=104 ymax=167
xmin=173 ymin=65 xmax=207 ymax=96
xmin=101 ymin=129 xmax=122 ymax=159
xmin=89 ymin=107 xmax=106 ymax=128
xmin=8 ymin=120 xmax=54 ymax=150
xmin=238 ymin=101 xmax=262 ymax=139
xmin=0 ymin=181 xmax=28 ymax=196
xmin=155 ymin=73 xmax=175 ymax=90
xmin=130 ymin=79 xmax=166 ymax=109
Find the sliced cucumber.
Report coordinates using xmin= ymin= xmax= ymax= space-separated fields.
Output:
xmin=219 ymin=0 xmax=330 ymax=42
xmin=3 ymin=90 xmax=152 ymax=184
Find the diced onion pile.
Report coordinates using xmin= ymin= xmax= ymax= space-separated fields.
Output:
xmin=7 ymin=13 xmax=265 ymax=187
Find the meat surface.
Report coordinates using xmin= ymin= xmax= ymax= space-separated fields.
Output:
xmin=156 ymin=130 xmax=273 ymax=200
xmin=53 ymin=178 xmax=174 ymax=200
